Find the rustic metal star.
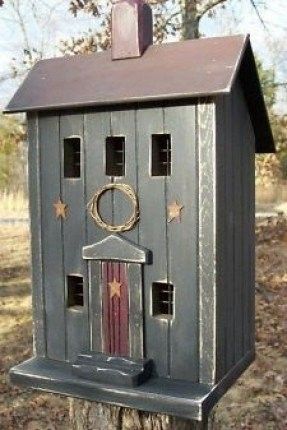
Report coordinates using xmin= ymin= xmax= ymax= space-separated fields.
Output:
xmin=167 ymin=200 xmax=184 ymax=223
xmin=109 ymin=278 xmax=122 ymax=298
xmin=53 ymin=198 xmax=68 ymax=220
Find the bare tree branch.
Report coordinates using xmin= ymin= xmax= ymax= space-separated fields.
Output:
xmin=197 ymin=0 xmax=227 ymax=18
xmin=249 ymin=0 xmax=270 ymax=34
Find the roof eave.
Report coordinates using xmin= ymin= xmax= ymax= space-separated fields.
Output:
xmin=228 ymin=35 xmax=275 ymax=153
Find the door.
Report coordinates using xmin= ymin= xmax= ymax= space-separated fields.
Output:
xmin=102 ymin=261 xmax=129 ymax=356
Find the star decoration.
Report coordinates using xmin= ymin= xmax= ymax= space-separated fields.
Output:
xmin=167 ymin=200 xmax=184 ymax=223
xmin=53 ymin=198 xmax=68 ymax=220
xmin=109 ymin=278 xmax=122 ymax=298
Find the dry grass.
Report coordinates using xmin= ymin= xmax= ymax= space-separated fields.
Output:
xmin=0 ymin=226 xmax=68 ymax=430
xmin=0 ymin=221 xmax=286 ymax=429
xmin=0 ymin=191 xmax=28 ymax=220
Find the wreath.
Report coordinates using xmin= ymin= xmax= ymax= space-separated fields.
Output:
xmin=89 ymin=183 xmax=140 ymax=233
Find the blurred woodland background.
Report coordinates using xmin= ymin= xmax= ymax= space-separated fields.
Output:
xmin=0 ymin=0 xmax=286 ymax=429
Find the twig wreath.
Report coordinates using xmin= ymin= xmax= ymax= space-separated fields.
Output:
xmin=89 ymin=183 xmax=140 ymax=233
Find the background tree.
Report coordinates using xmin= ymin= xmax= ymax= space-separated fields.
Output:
xmin=0 ymin=113 xmax=26 ymax=192
xmin=62 ymin=0 xmax=268 ymax=53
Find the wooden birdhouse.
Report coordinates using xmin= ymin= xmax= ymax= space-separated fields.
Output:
xmin=5 ymin=0 xmax=275 ymax=422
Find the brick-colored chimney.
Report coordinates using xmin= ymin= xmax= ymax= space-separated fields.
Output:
xmin=111 ymin=0 xmax=153 ymax=60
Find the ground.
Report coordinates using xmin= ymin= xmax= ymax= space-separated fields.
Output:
xmin=0 ymin=218 xmax=286 ymax=430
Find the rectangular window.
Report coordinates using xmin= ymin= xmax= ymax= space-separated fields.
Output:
xmin=67 ymin=275 xmax=84 ymax=308
xmin=64 ymin=137 xmax=81 ymax=178
xmin=106 ymin=136 xmax=125 ymax=176
xmin=151 ymin=134 xmax=171 ymax=176
xmin=152 ymin=282 xmax=174 ymax=318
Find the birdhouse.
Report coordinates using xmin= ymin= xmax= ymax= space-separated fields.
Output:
xmin=5 ymin=0 xmax=275 ymax=422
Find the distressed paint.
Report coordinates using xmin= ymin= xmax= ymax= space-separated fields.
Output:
xmin=102 ymin=262 xmax=129 ymax=356
xmin=128 ymin=263 xmax=144 ymax=359
xmin=111 ymin=109 xmax=139 ymax=243
xmin=28 ymin=113 xmax=46 ymax=357
xmin=60 ymin=113 xmax=89 ymax=362
xmin=165 ymin=105 xmax=199 ymax=382
xmin=215 ymin=83 xmax=256 ymax=380
xmin=198 ymin=100 xmax=217 ymax=385
xmin=39 ymin=114 xmax=66 ymax=360
xmin=136 ymin=107 xmax=169 ymax=377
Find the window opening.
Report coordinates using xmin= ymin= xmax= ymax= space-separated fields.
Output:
xmin=64 ymin=137 xmax=81 ymax=178
xmin=67 ymin=275 xmax=84 ymax=307
xmin=152 ymin=282 xmax=174 ymax=318
xmin=106 ymin=136 xmax=125 ymax=176
xmin=151 ymin=134 xmax=171 ymax=176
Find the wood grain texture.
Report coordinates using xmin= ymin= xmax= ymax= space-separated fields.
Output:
xmin=215 ymin=83 xmax=256 ymax=379
xmin=39 ymin=114 xmax=65 ymax=360
xmin=89 ymin=261 xmax=102 ymax=351
xmin=85 ymin=111 xmax=112 ymax=244
xmin=214 ymin=96 xmax=227 ymax=380
xmin=232 ymin=84 xmax=244 ymax=363
xmin=60 ymin=113 xmax=89 ymax=361
xmin=27 ymin=113 xmax=46 ymax=357
xmin=164 ymin=105 xmax=198 ymax=381
xmin=111 ymin=109 xmax=139 ymax=243
xmin=198 ymin=100 xmax=217 ymax=385
xmin=85 ymin=111 xmax=111 ymax=353
xmin=136 ymin=107 xmax=169 ymax=377
xmin=69 ymin=399 xmax=212 ymax=429
xmin=128 ymin=263 xmax=144 ymax=359
xmin=102 ymin=262 xmax=129 ymax=356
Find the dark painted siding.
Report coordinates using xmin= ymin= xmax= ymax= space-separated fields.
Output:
xmin=27 ymin=113 xmax=46 ymax=357
xmin=215 ymin=82 xmax=255 ymax=381
xmin=60 ymin=114 xmax=89 ymax=362
xmin=136 ymin=108 xmax=169 ymax=377
xmin=39 ymin=115 xmax=65 ymax=360
xmin=197 ymin=101 xmax=217 ymax=384
xmin=165 ymin=106 xmax=198 ymax=381
xmin=102 ymin=262 xmax=129 ymax=356
xmin=37 ymin=105 xmax=199 ymax=379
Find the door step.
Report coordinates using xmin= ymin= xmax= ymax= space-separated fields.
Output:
xmin=72 ymin=351 xmax=153 ymax=387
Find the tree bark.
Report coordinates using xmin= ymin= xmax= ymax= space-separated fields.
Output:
xmin=181 ymin=0 xmax=200 ymax=39
xmin=69 ymin=399 xmax=214 ymax=430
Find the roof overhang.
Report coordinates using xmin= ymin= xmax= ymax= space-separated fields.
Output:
xmin=4 ymin=34 xmax=274 ymax=153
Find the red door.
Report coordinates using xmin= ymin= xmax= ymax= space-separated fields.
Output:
xmin=102 ymin=262 xmax=129 ymax=356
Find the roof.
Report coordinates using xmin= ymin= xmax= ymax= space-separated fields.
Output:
xmin=5 ymin=34 xmax=274 ymax=152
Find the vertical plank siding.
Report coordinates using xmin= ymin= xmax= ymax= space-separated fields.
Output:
xmin=60 ymin=114 xmax=89 ymax=362
xmin=214 ymin=97 xmax=227 ymax=379
xmin=111 ymin=109 xmax=139 ymax=243
xmin=198 ymin=101 xmax=217 ymax=385
xmin=102 ymin=262 xmax=129 ymax=356
xmin=35 ymin=98 xmax=255 ymax=384
xmin=39 ymin=114 xmax=66 ymax=360
xmin=128 ymin=264 xmax=144 ymax=359
xmin=215 ymin=83 xmax=256 ymax=380
xmin=85 ymin=111 xmax=111 ymax=352
xmin=164 ymin=105 xmax=198 ymax=381
xmin=28 ymin=113 xmax=46 ymax=357
xmin=136 ymin=108 xmax=169 ymax=377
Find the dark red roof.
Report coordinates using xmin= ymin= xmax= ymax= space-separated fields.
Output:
xmin=5 ymin=34 xmax=274 ymax=152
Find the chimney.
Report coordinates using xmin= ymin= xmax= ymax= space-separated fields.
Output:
xmin=111 ymin=0 xmax=153 ymax=60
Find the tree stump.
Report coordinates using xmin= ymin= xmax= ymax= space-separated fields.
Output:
xmin=69 ymin=399 xmax=215 ymax=430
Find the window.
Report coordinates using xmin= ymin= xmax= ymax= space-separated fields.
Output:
xmin=67 ymin=275 xmax=84 ymax=307
xmin=151 ymin=134 xmax=171 ymax=176
xmin=64 ymin=137 xmax=81 ymax=178
xmin=152 ymin=282 xmax=174 ymax=318
xmin=106 ymin=136 xmax=125 ymax=176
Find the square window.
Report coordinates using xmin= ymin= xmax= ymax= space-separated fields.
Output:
xmin=152 ymin=282 xmax=174 ymax=318
xmin=106 ymin=136 xmax=125 ymax=176
xmin=151 ymin=134 xmax=171 ymax=176
xmin=67 ymin=275 xmax=84 ymax=308
xmin=64 ymin=137 xmax=81 ymax=178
